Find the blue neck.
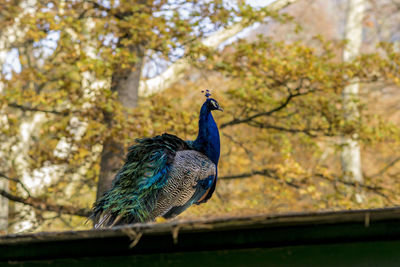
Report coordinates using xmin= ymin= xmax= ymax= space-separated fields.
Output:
xmin=193 ymin=103 xmax=220 ymax=166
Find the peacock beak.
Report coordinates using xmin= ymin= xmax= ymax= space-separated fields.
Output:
xmin=217 ymin=106 xmax=223 ymax=111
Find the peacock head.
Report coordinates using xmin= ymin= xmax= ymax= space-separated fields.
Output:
xmin=202 ymin=90 xmax=223 ymax=111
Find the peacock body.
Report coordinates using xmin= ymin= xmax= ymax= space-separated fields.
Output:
xmin=92 ymin=94 xmax=222 ymax=228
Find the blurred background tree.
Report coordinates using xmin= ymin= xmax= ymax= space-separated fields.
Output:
xmin=0 ymin=0 xmax=400 ymax=234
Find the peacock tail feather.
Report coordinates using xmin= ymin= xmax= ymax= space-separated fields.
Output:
xmin=92 ymin=133 xmax=190 ymax=225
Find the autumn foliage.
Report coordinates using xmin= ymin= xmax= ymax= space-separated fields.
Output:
xmin=1 ymin=0 xmax=400 ymax=232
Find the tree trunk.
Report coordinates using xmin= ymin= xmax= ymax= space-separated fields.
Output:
xmin=96 ymin=45 xmax=144 ymax=200
xmin=0 ymin=31 xmax=9 ymax=235
xmin=341 ymin=0 xmax=365 ymax=202
xmin=0 ymin=0 xmax=39 ymax=233
xmin=0 ymin=179 xmax=7 ymax=233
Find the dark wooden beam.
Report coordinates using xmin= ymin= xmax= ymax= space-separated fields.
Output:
xmin=2 ymin=207 xmax=400 ymax=266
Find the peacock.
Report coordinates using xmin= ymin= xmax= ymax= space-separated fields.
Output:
xmin=92 ymin=91 xmax=222 ymax=228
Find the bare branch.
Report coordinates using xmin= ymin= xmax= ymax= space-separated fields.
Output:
xmin=0 ymin=189 xmax=91 ymax=217
xmin=247 ymin=122 xmax=319 ymax=137
xmin=8 ymin=103 xmax=69 ymax=116
xmin=220 ymin=88 xmax=315 ymax=129
xmin=315 ymin=173 xmax=393 ymax=203
xmin=369 ymin=156 xmax=400 ymax=178
xmin=220 ymin=168 xmax=300 ymax=188
xmin=0 ymin=172 xmax=31 ymax=197
xmin=220 ymin=169 xmax=392 ymax=201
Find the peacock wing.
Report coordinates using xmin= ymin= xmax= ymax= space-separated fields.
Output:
xmin=92 ymin=134 xmax=190 ymax=228
xmin=150 ymin=150 xmax=216 ymax=220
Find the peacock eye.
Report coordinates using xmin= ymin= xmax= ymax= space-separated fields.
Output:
xmin=211 ymin=101 xmax=217 ymax=107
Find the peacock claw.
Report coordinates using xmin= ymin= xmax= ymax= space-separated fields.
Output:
xmin=155 ymin=217 xmax=167 ymax=223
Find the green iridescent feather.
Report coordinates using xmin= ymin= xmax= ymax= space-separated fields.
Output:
xmin=92 ymin=133 xmax=190 ymax=224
